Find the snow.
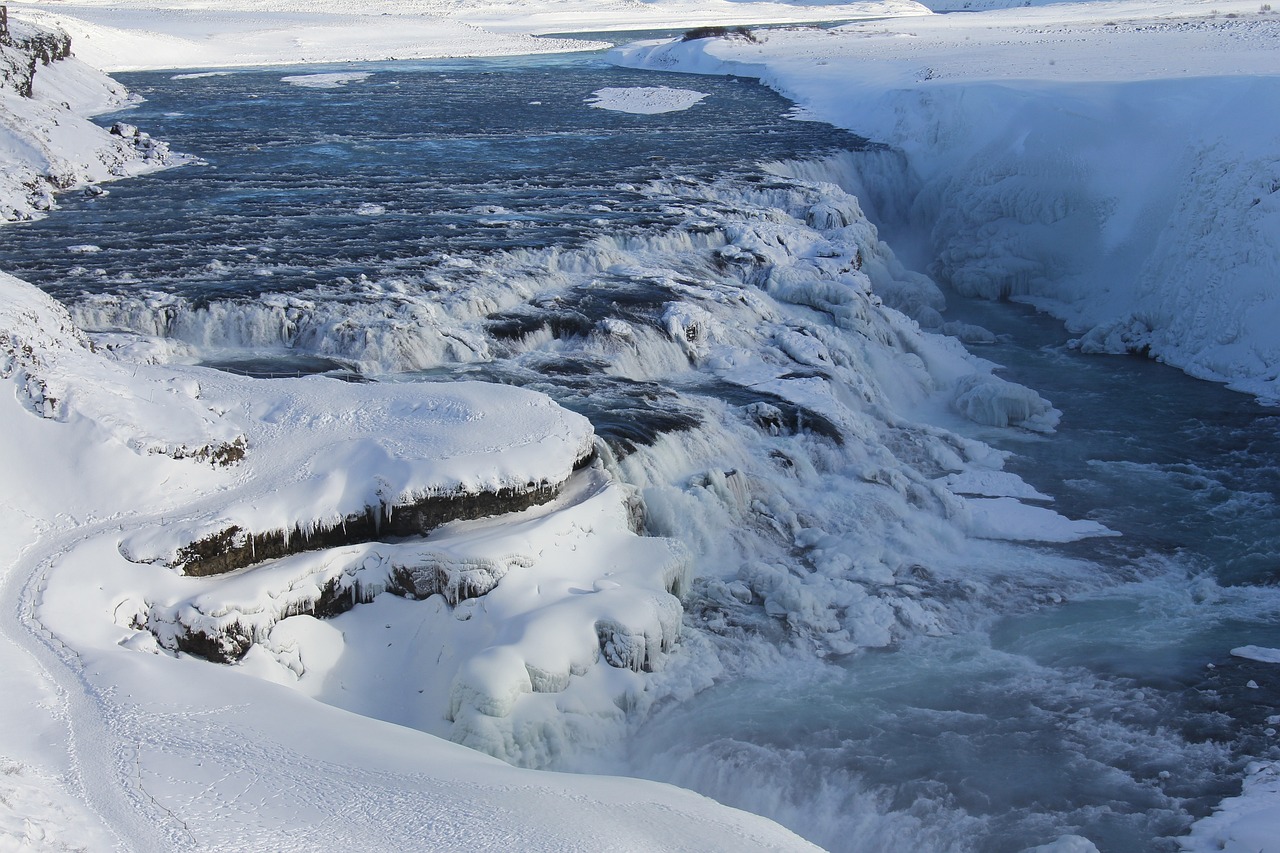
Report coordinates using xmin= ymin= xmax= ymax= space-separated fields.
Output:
xmin=0 ymin=21 xmax=831 ymax=845
xmin=1182 ymin=762 xmax=1280 ymax=853
xmin=0 ymin=34 xmax=186 ymax=222
xmin=4 ymin=0 xmax=1279 ymax=849
xmin=587 ymin=86 xmax=710 ymax=114
xmin=1231 ymin=645 xmax=1280 ymax=664
xmin=937 ymin=469 xmax=1053 ymax=502
xmin=281 ymin=71 xmax=372 ymax=88
xmin=964 ymin=497 xmax=1116 ymax=543
xmin=615 ymin=0 xmax=1280 ymax=403
xmin=7 ymin=0 xmax=931 ymax=72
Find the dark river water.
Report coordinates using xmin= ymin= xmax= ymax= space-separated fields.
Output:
xmin=0 ymin=56 xmax=863 ymax=300
xmin=4 ymin=52 xmax=1278 ymax=853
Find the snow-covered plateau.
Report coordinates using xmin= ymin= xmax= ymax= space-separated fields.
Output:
xmin=1 ymin=0 xmax=1278 ymax=851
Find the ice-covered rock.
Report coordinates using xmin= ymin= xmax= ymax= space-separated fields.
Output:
xmin=952 ymin=373 xmax=1061 ymax=433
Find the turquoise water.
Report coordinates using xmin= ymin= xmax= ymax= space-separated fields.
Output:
xmin=621 ymin=296 xmax=1280 ymax=852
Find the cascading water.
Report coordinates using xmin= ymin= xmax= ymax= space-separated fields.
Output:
xmin=5 ymin=53 xmax=1277 ymax=853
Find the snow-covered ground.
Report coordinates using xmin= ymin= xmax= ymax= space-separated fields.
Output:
xmin=0 ymin=19 xmax=183 ymax=221
xmin=8 ymin=0 xmax=931 ymax=71
xmin=3 ymin=0 xmax=1279 ymax=850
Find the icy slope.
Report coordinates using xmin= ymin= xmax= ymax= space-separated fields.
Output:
xmin=615 ymin=0 xmax=1280 ymax=401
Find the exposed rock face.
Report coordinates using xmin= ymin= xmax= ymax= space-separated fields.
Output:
xmin=174 ymin=471 xmax=590 ymax=578
xmin=0 ymin=9 xmax=72 ymax=99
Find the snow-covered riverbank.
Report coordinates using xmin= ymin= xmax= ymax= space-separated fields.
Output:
xmin=615 ymin=0 xmax=1280 ymax=403
xmin=7 ymin=0 xmax=931 ymax=71
xmin=0 ymin=15 xmax=182 ymax=222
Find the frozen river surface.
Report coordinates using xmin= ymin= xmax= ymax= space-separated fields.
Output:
xmin=6 ymin=54 xmax=1279 ymax=853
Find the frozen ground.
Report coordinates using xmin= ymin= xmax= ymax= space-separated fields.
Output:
xmin=2 ymin=0 xmax=1279 ymax=850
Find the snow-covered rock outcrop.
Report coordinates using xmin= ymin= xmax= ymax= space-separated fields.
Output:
xmin=0 ymin=11 xmax=184 ymax=222
xmin=1 ymin=263 xmax=731 ymax=841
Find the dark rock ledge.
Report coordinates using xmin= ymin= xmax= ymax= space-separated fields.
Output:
xmin=175 ymin=449 xmax=596 ymax=578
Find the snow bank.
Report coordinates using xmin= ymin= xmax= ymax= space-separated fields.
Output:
xmin=9 ymin=0 xmax=932 ymax=71
xmin=587 ymin=86 xmax=709 ymax=114
xmin=614 ymin=0 xmax=1280 ymax=402
xmin=1181 ymin=761 xmax=1280 ymax=853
